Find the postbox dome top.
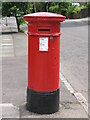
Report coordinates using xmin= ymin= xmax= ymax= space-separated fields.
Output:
xmin=24 ymin=12 xmax=65 ymax=22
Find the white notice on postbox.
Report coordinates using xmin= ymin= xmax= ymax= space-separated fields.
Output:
xmin=39 ymin=37 xmax=48 ymax=51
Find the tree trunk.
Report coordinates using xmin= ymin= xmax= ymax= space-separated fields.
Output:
xmin=33 ymin=2 xmax=36 ymax=13
xmin=15 ymin=15 xmax=20 ymax=32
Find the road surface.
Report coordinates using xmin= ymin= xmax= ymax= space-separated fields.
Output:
xmin=61 ymin=21 xmax=88 ymax=100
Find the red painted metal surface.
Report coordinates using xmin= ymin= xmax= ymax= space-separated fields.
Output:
xmin=24 ymin=12 xmax=65 ymax=92
xmin=24 ymin=12 xmax=65 ymax=22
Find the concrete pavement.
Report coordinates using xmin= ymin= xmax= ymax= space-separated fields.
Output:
xmin=65 ymin=17 xmax=89 ymax=23
xmin=0 ymin=17 xmax=88 ymax=118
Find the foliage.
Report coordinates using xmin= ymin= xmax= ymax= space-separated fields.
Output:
xmin=2 ymin=2 xmax=29 ymax=17
xmin=49 ymin=2 xmax=72 ymax=15
xmin=60 ymin=2 xmax=72 ymax=15
xmin=66 ymin=5 xmax=85 ymax=18
xmin=66 ymin=6 xmax=75 ymax=15
xmin=20 ymin=16 xmax=28 ymax=25
xmin=2 ymin=1 xmax=89 ymax=30
xmin=35 ymin=2 xmax=46 ymax=12
xmin=48 ymin=2 xmax=86 ymax=18
xmin=49 ymin=4 xmax=59 ymax=13
xmin=85 ymin=1 xmax=90 ymax=8
xmin=27 ymin=2 xmax=33 ymax=13
xmin=0 ymin=1 xmax=2 ymax=18
xmin=73 ymin=6 xmax=85 ymax=13
xmin=2 ymin=2 xmax=33 ymax=31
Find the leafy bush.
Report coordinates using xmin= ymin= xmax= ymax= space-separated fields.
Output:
xmin=73 ymin=6 xmax=85 ymax=14
xmin=49 ymin=4 xmax=59 ymax=13
xmin=86 ymin=1 xmax=90 ymax=8
xmin=27 ymin=2 xmax=33 ymax=13
xmin=20 ymin=16 xmax=28 ymax=25
xmin=49 ymin=2 xmax=72 ymax=15
xmin=66 ymin=5 xmax=85 ymax=18
xmin=66 ymin=6 xmax=75 ymax=18
xmin=60 ymin=8 xmax=67 ymax=16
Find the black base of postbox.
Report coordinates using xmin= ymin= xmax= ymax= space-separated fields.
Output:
xmin=26 ymin=88 xmax=59 ymax=114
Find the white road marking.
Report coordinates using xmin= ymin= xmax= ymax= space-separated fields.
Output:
xmin=0 ymin=103 xmax=14 ymax=107
xmin=0 ymin=103 xmax=19 ymax=109
xmin=2 ymin=39 xmax=13 ymax=41
xmin=0 ymin=35 xmax=14 ymax=57
xmin=0 ymin=54 xmax=14 ymax=57
xmin=1 ymin=43 xmax=13 ymax=46
xmin=60 ymin=72 xmax=88 ymax=114
xmin=0 ymin=103 xmax=19 ymax=118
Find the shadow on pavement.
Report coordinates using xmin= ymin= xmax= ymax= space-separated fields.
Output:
xmin=1 ymin=31 xmax=18 ymax=34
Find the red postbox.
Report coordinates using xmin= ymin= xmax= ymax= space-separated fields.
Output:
xmin=24 ymin=12 xmax=65 ymax=114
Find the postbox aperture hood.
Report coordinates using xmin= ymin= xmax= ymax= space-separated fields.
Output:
xmin=24 ymin=12 xmax=65 ymax=23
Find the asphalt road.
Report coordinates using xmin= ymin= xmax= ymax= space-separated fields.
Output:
xmin=61 ymin=21 xmax=88 ymax=100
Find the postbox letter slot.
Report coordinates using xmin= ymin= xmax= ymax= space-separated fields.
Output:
xmin=38 ymin=28 xmax=50 ymax=32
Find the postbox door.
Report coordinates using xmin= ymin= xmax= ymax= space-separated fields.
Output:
xmin=28 ymin=23 xmax=60 ymax=92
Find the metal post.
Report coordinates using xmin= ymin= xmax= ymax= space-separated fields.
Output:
xmin=34 ymin=2 xmax=36 ymax=13
xmin=46 ymin=2 xmax=49 ymax=12
xmin=6 ymin=16 xmax=8 ymax=26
